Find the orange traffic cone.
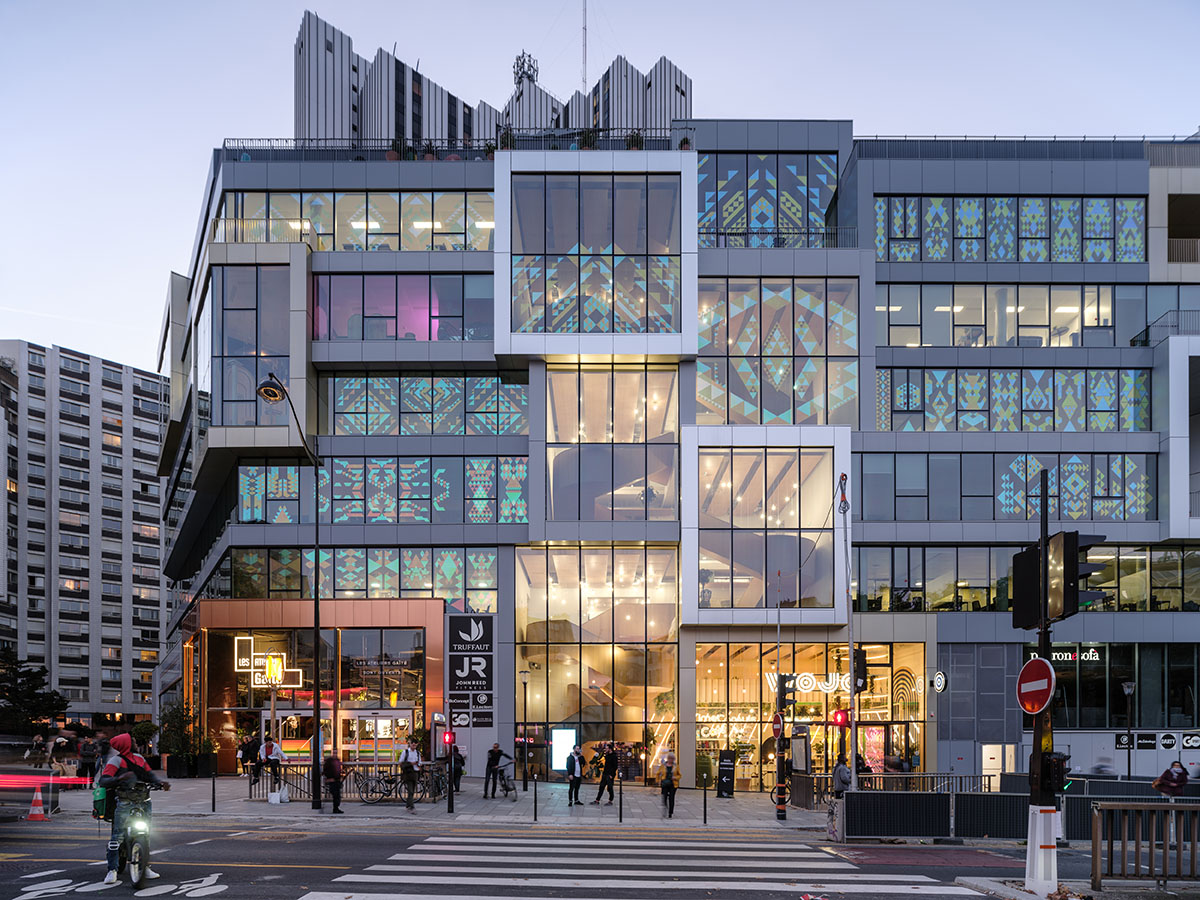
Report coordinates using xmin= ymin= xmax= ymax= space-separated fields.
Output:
xmin=27 ymin=787 xmax=49 ymax=822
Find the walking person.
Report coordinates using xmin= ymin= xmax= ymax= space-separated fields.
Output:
xmin=1154 ymin=760 xmax=1188 ymax=799
xmin=565 ymin=744 xmax=585 ymax=806
xmin=78 ymin=736 xmax=100 ymax=784
xmin=399 ymin=737 xmax=421 ymax=812
xmin=591 ymin=742 xmax=618 ymax=805
xmin=655 ymin=751 xmax=681 ymax=818
xmin=451 ymin=745 xmax=465 ymax=794
xmin=832 ymin=755 xmax=852 ymax=800
xmin=322 ymin=751 xmax=344 ymax=814
xmin=484 ymin=743 xmax=512 ymax=798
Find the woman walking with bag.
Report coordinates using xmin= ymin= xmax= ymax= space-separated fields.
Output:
xmin=654 ymin=751 xmax=681 ymax=818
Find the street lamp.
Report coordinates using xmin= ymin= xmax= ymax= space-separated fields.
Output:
xmin=257 ymin=372 xmax=324 ymax=811
xmin=519 ymin=669 xmax=530 ymax=790
xmin=1122 ymin=681 xmax=1136 ymax=780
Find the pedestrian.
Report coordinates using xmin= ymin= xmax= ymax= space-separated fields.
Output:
xmin=591 ymin=742 xmax=617 ymax=805
xmin=1154 ymin=760 xmax=1188 ymax=799
xmin=399 ymin=737 xmax=421 ymax=812
xmin=832 ymin=756 xmax=852 ymax=799
xmin=565 ymin=744 xmax=585 ymax=806
xmin=252 ymin=733 xmax=287 ymax=788
xmin=322 ymin=751 xmax=344 ymax=814
xmin=451 ymin=745 xmax=465 ymax=794
xmin=29 ymin=734 xmax=47 ymax=768
xmin=245 ymin=733 xmax=261 ymax=777
xmin=484 ymin=743 xmax=512 ymax=798
xmin=655 ymin=751 xmax=680 ymax=818
xmin=79 ymin=736 xmax=99 ymax=783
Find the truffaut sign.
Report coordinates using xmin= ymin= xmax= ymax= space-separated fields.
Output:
xmin=447 ymin=615 xmax=495 ymax=728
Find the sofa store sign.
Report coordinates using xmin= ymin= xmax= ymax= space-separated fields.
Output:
xmin=447 ymin=614 xmax=495 ymax=727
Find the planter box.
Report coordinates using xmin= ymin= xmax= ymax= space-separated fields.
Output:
xmin=166 ymin=754 xmax=190 ymax=779
xmin=197 ymin=753 xmax=218 ymax=779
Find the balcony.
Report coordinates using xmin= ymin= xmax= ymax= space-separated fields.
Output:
xmin=1131 ymin=310 xmax=1200 ymax=346
xmin=1169 ymin=239 xmax=1200 ymax=264
xmin=209 ymin=217 xmax=314 ymax=246
xmin=699 ymin=227 xmax=858 ymax=250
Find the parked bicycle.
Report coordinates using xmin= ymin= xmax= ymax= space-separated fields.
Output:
xmin=357 ymin=762 xmax=447 ymax=804
xmin=496 ymin=761 xmax=519 ymax=801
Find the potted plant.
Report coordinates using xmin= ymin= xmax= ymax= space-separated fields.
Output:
xmin=386 ymin=138 xmax=402 ymax=161
xmin=403 ymin=142 xmax=417 ymax=161
xmin=498 ymin=127 xmax=515 ymax=151
xmin=579 ymin=128 xmax=597 ymax=151
xmin=625 ymin=129 xmax=644 ymax=150
xmin=678 ymin=136 xmax=692 ymax=151
xmin=485 ymin=141 xmax=497 ymax=160
xmin=131 ymin=721 xmax=159 ymax=757
xmin=157 ymin=701 xmax=197 ymax=777
xmin=422 ymin=141 xmax=436 ymax=161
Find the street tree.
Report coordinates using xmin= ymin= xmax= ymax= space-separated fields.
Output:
xmin=0 ymin=647 xmax=70 ymax=735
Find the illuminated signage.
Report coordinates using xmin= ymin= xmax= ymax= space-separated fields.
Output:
xmin=764 ymin=671 xmax=852 ymax=694
xmin=234 ymin=636 xmax=303 ymax=689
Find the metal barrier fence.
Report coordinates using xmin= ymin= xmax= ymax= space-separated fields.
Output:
xmin=845 ymin=791 xmax=950 ymax=839
xmin=1092 ymin=801 xmax=1200 ymax=889
xmin=789 ymin=772 xmax=994 ymax=812
xmin=246 ymin=761 xmax=447 ymax=803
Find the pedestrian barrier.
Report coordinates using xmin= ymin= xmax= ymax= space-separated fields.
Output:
xmin=1091 ymin=801 xmax=1200 ymax=889
xmin=953 ymin=791 xmax=1029 ymax=839
xmin=845 ymin=790 xmax=949 ymax=839
xmin=247 ymin=761 xmax=449 ymax=804
xmin=789 ymin=772 xmax=992 ymax=811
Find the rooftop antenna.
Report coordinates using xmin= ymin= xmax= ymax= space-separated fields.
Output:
xmin=582 ymin=0 xmax=587 ymax=93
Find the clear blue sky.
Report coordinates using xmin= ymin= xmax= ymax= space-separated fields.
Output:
xmin=0 ymin=0 xmax=1195 ymax=371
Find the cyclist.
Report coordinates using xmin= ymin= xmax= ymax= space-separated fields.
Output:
xmin=484 ymin=743 xmax=512 ymax=799
xmin=97 ymin=733 xmax=169 ymax=885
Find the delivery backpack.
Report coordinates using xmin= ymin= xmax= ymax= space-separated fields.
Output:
xmin=92 ymin=786 xmax=115 ymax=823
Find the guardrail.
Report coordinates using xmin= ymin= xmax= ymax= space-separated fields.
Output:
xmin=1092 ymin=801 xmax=1200 ymax=889
xmin=1169 ymin=238 xmax=1200 ymax=264
xmin=790 ymin=772 xmax=994 ymax=811
xmin=209 ymin=218 xmax=314 ymax=246
xmin=699 ymin=227 xmax=857 ymax=250
xmin=1130 ymin=309 xmax=1200 ymax=346
xmin=246 ymin=760 xmax=447 ymax=803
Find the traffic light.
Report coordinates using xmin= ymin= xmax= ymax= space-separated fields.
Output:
xmin=1048 ymin=532 xmax=1105 ymax=620
xmin=853 ymin=647 xmax=868 ymax=694
xmin=1041 ymin=751 xmax=1072 ymax=793
xmin=443 ymin=731 xmax=456 ymax=746
xmin=830 ymin=708 xmax=849 ymax=728
xmin=776 ymin=673 xmax=796 ymax=712
xmin=1011 ymin=545 xmax=1041 ymax=630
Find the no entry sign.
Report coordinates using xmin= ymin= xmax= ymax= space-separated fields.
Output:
xmin=772 ymin=712 xmax=784 ymax=739
xmin=1017 ymin=657 xmax=1056 ymax=714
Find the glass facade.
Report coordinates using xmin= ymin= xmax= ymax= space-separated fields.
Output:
xmin=511 ymin=174 xmax=682 ymax=333
xmin=877 ymin=368 xmax=1150 ymax=432
xmin=874 ymin=195 xmax=1145 ymax=263
xmin=221 ymin=190 xmax=494 ymax=252
xmin=515 ymin=545 xmax=679 ymax=782
xmin=697 ymin=446 xmax=835 ymax=608
xmin=546 ymin=365 xmax=679 ymax=521
xmin=696 ymin=642 xmax=925 ymax=788
xmin=698 ymin=278 xmax=858 ymax=426
xmin=209 ymin=266 xmax=291 ymax=427
xmin=314 ymin=274 xmax=493 ymax=342
xmin=697 ymin=152 xmax=838 ymax=246
xmin=327 ymin=374 xmax=527 ymax=436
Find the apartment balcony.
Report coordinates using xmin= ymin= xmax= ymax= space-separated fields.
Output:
xmin=1131 ymin=310 xmax=1200 ymax=346
xmin=209 ymin=217 xmax=314 ymax=246
xmin=699 ymin=227 xmax=858 ymax=250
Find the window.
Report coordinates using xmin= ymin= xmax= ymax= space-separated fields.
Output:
xmin=210 ymin=266 xmax=290 ymax=427
xmin=546 ymin=365 xmax=679 ymax=521
xmin=511 ymin=173 xmax=682 ymax=333
xmin=698 ymin=277 xmax=859 ymax=426
xmin=698 ymin=446 xmax=834 ymax=608
xmin=328 ymin=374 xmax=527 ymax=436
xmin=314 ymin=273 xmax=493 ymax=342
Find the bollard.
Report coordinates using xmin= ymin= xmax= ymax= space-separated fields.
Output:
xmin=533 ymin=773 xmax=538 ymax=822
xmin=447 ymin=762 xmax=454 ymax=815
xmin=211 ymin=773 xmax=216 ymax=813
xmin=618 ymin=774 xmax=623 ymax=823
xmin=703 ymin=773 xmax=708 ymax=825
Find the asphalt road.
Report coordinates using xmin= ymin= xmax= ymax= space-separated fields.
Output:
xmin=0 ymin=816 xmax=1098 ymax=899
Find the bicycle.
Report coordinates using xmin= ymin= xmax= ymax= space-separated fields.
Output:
xmin=416 ymin=763 xmax=447 ymax=803
xmin=496 ymin=761 xmax=519 ymax=801
xmin=357 ymin=770 xmax=402 ymax=804
xmin=114 ymin=781 xmax=168 ymax=888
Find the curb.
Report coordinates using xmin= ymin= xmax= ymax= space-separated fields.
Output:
xmin=955 ymin=876 xmax=1034 ymax=899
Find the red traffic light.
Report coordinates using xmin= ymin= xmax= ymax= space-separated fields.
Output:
xmin=830 ymin=709 xmax=848 ymax=727
xmin=443 ymin=731 xmax=456 ymax=745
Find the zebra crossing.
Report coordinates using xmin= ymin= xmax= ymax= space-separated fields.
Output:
xmin=293 ymin=835 xmax=984 ymax=898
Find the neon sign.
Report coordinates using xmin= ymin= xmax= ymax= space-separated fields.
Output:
xmin=764 ymin=671 xmax=852 ymax=694
xmin=234 ymin=636 xmax=303 ymax=688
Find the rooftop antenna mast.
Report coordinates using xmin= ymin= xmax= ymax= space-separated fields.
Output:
xmin=582 ymin=0 xmax=587 ymax=93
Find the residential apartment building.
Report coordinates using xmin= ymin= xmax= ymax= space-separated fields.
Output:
xmin=0 ymin=341 xmax=167 ymax=724
xmin=156 ymin=14 xmax=1200 ymax=786
xmin=294 ymin=11 xmax=690 ymax=145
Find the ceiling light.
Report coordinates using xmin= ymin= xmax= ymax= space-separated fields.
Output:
xmin=1054 ymin=306 xmax=1079 ymax=314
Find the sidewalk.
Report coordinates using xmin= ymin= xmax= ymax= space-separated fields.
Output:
xmin=43 ymin=771 xmax=827 ymax=830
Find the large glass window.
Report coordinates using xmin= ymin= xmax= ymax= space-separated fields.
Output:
xmin=546 ymin=365 xmax=679 ymax=521
xmin=697 ymin=277 xmax=858 ymax=427
xmin=327 ymin=374 xmax=527 ymax=436
xmin=516 ymin=545 xmax=678 ymax=783
xmin=698 ymin=446 xmax=833 ymax=608
xmin=511 ymin=174 xmax=682 ymax=333
xmin=210 ymin=266 xmax=290 ymax=427
xmin=314 ymin=274 xmax=493 ymax=342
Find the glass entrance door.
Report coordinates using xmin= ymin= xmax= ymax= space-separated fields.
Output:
xmin=341 ymin=711 xmax=413 ymax=763
xmin=260 ymin=710 xmax=332 ymax=758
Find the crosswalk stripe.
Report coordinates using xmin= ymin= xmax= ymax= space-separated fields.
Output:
xmin=332 ymin=874 xmax=978 ymax=894
xmin=368 ymin=863 xmax=855 ymax=876
xmin=387 ymin=854 xmax=842 ymax=869
xmin=423 ymin=836 xmax=803 ymax=849
xmin=409 ymin=844 xmax=827 ymax=858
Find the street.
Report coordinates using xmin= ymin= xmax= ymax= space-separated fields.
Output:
xmin=0 ymin=812 xmax=1096 ymax=900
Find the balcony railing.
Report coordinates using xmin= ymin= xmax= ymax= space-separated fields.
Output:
xmin=699 ymin=227 xmax=857 ymax=249
xmin=1168 ymin=238 xmax=1200 ymax=263
xmin=209 ymin=217 xmax=313 ymax=246
xmin=1130 ymin=309 xmax=1200 ymax=346
xmin=1192 ymin=490 xmax=1200 ymax=518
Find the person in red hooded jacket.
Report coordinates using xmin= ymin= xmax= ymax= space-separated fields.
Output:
xmin=96 ymin=733 xmax=169 ymax=885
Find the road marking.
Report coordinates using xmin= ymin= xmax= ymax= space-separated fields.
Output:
xmin=411 ymin=844 xmax=827 ymax=858
xmin=333 ymin=875 xmax=973 ymax=893
xmin=228 ymin=831 xmax=251 ymax=836
xmin=387 ymin=855 xmax=844 ymax=868
xmin=186 ymin=839 xmax=212 ymax=845
xmin=425 ymin=836 xmax=809 ymax=849
xmin=151 ymin=849 xmax=170 ymax=854
xmin=369 ymin=862 xmax=855 ymax=877
xmin=20 ymin=870 xmax=65 ymax=878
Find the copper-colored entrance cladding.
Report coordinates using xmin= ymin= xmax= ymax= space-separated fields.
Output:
xmin=195 ymin=597 xmax=445 ymax=772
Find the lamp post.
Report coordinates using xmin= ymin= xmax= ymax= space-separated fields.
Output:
xmin=257 ymin=372 xmax=323 ymax=811
xmin=519 ymin=669 xmax=530 ymax=790
xmin=1122 ymin=681 xmax=1136 ymax=780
